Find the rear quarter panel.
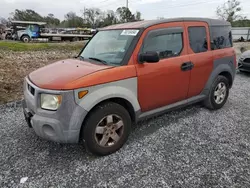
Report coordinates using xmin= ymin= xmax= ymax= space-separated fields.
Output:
xmin=201 ymin=47 xmax=236 ymax=95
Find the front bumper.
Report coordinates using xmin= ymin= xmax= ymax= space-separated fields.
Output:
xmin=23 ymin=77 xmax=88 ymax=143
xmin=238 ymin=59 xmax=250 ymax=72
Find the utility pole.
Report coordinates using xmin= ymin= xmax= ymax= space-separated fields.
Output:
xmin=83 ymin=7 xmax=86 ymax=20
xmin=126 ymin=0 xmax=128 ymax=22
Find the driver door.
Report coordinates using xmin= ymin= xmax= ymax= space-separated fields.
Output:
xmin=135 ymin=22 xmax=191 ymax=112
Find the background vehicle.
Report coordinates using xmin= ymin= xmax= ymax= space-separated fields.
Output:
xmin=238 ymin=48 xmax=250 ymax=72
xmin=23 ymin=18 xmax=236 ymax=156
xmin=9 ymin=20 xmax=93 ymax=42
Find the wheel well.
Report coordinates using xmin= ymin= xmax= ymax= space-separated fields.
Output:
xmin=88 ymin=98 xmax=136 ymax=122
xmin=108 ymin=98 xmax=136 ymax=122
xmin=79 ymin=98 xmax=136 ymax=141
xmin=21 ymin=34 xmax=30 ymax=38
xmin=219 ymin=71 xmax=233 ymax=88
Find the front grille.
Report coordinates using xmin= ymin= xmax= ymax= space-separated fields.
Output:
xmin=27 ymin=83 xmax=35 ymax=96
xmin=239 ymin=57 xmax=245 ymax=61
xmin=243 ymin=58 xmax=250 ymax=64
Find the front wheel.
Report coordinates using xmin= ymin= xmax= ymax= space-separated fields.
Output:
xmin=204 ymin=75 xmax=230 ymax=110
xmin=82 ymin=102 xmax=131 ymax=156
xmin=21 ymin=35 xmax=30 ymax=43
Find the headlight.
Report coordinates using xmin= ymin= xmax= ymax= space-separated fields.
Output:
xmin=41 ymin=94 xmax=62 ymax=110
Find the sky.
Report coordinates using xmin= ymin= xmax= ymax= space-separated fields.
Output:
xmin=1 ymin=0 xmax=250 ymax=20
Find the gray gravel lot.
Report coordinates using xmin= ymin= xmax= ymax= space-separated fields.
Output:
xmin=1 ymin=72 xmax=250 ymax=188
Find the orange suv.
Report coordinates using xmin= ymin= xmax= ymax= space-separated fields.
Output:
xmin=23 ymin=18 xmax=236 ymax=155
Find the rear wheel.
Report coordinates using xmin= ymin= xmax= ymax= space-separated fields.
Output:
xmin=82 ymin=102 xmax=131 ymax=156
xmin=204 ymin=75 xmax=229 ymax=110
xmin=21 ymin=35 xmax=30 ymax=43
xmin=72 ymin=37 xmax=79 ymax=42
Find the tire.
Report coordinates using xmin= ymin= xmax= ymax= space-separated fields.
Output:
xmin=21 ymin=35 xmax=30 ymax=43
xmin=204 ymin=75 xmax=229 ymax=110
xmin=82 ymin=102 xmax=131 ymax=156
xmin=72 ymin=37 xmax=79 ymax=42
xmin=5 ymin=34 xmax=12 ymax=40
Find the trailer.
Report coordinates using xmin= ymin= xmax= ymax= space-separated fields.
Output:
xmin=40 ymin=33 xmax=93 ymax=42
xmin=10 ymin=21 xmax=93 ymax=42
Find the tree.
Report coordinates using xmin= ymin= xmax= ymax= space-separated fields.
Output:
xmin=135 ymin=11 xmax=142 ymax=21
xmin=232 ymin=19 xmax=250 ymax=27
xmin=83 ymin=8 xmax=103 ymax=28
xmin=216 ymin=0 xmax=246 ymax=23
xmin=100 ymin=10 xmax=117 ymax=27
xmin=43 ymin=13 xmax=60 ymax=27
xmin=62 ymin=12 xmax=84 ymax=27
xmin=116 ymin=7 xmax=135 ymax=23
xmin=0 ymin=17 xmax=8 ymax=25
xmin=9 ymin=9 xmax=44 ymax=21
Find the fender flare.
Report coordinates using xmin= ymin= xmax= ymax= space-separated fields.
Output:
xmin=75 ymin=85 xmax=141 ymax=113
xmin=201 ymin=63 xmax=235 ymax=96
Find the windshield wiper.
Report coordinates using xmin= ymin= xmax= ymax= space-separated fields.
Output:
xmin=78 ymin=56 xmax=84 ymax=60
xmin=88 ymin=57 xmax=108 ymax=65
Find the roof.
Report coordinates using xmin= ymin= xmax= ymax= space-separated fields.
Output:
xmin=11 ymin=20 xmax=47 ymax=25
xmin=102 ymin=17 xmax=231 ymax=30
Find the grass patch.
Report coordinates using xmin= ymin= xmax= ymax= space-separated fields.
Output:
xmin=0 ymin=41 xmax=85 ymax=51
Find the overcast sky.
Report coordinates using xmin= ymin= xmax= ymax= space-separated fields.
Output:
xmin=1 ymin=0 xmax=250 ymax=20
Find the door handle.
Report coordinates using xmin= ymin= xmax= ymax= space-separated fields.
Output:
xmin=181 ymin=62 xmax=194 ymax=71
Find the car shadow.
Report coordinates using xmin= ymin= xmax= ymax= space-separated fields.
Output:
xmin=25 ymin=103 xmax=202 ymax=161
xmin=237 ymin=70 xmax=250 ymax=77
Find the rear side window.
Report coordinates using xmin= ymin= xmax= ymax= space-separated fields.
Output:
xmin=211 ymin=26 xmax=233 ymax=50
xmin=188 ymin=26 xmax=208 ymax=53
xmin=142 ymin=32 xmax=183 ymax=59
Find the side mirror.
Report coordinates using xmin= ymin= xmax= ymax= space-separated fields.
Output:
xmin=139 ymin=51 xmax=160 ymax=63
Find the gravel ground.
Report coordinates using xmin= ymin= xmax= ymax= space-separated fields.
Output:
xmin=1 ymin=72 xmax=250 ymax=188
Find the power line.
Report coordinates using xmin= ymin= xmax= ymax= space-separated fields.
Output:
xmin=81 ymin=0 xmax=116 ymax=9
xmin=132 ymin=0 xmax=222 ymax=12
xmin=80 ymin=0 xmax=250 ymax=20
xmin=94 ymin=0 xmax=220 ymax=12
xmin=85 ymin=0 xmax=121 ymax=9
xmin=84 ymin=0 xmax=138 ymax=9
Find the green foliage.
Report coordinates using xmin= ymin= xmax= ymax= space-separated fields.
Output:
xmin=82 ymin=7 xmax=142 ymax=28
xmin=10 ymin=9 xmax=44 ymax=22
xmin=0 ymin=17 xmax=8 ymax=25
xmin=83 ymin=8 xmax=103 ymax=28
xmin=216 ymin=0 xmax=246 ymax=23
xmin=7 ymin=7 xmax=142 ymax=29
xmin=100 ymin=10 xmax=117 ymax=27
xmin=44 ymin=14 xmax=60 ymax=27
xmin=232 ymin=19 xmax=250 ymax=27
xmin=116 ymin=7 xmax=135 ymax=23
xmin=9 ymin=9 xmax=61 ymax=27
xmin=61 ymin=12 xmax=85 ymax=28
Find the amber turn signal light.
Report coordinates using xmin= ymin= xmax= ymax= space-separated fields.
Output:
xmin=78 ymin=90 xmax=88 ymax=99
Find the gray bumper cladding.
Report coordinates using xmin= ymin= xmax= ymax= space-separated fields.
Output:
xmin=23 ymin=77 xmax=88 ymax=143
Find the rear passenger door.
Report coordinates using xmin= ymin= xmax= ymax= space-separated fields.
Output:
xmin=184 ymin=22 xmax=213 ymax=98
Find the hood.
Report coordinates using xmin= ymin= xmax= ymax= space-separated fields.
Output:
xmin=29 ymin=59 xmax=112 ymax=90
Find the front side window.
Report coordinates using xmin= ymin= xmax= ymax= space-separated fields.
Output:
xmin=80 ymin=29 xmax=139 ymax=66
xmin=211 ymin=26 xmax=233 ymax=50
xmin=188 ymin=26 xmax=208 ymax=53
xmin=29 ymin=25 xmax=39 ymax=32
xmin=142 ymin=32 xmax=183 ymax=59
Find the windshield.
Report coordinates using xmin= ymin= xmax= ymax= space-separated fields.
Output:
xmin=80 ymin=29 xmax=139 ymax=66
xmin=30 ymin=25 xmax=39 ymax=32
